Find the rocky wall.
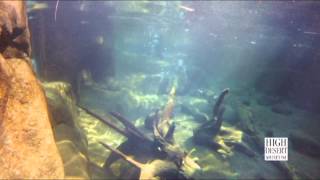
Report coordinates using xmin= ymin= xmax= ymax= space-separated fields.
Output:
xmin=0 ymin=1 xmax=64 ymax=178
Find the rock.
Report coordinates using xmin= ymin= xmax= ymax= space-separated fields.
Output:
xmin=271 ymin=104 xmax=292 ymax=116
xmin=0 ymin=1 xmax=31 ymax=58
xmin=43 ymin=82 xmax=77 ymax=126
xmin=0 ymin=2 xmax=63 ymax=178
xmin=55 ymin=123 xmax=88 ymax=162
xmin=56 ymin=138 xmax=89 ymax=179
xmin=290 ymin=131 xmax=320 ymax=158
xmin=0 ymin=56 xmax=64 ymax=178
xmin=43 ymin=81 xmax=90 ymax=177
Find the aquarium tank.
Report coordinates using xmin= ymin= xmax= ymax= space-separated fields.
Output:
xmin=0 ymin=0 xmax=319 ymax=179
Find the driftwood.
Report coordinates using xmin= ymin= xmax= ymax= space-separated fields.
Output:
xmin=193 ymin=88 xmax=256 ymax=157
xmin=193 ymin=88 xmax=229 ymax=149
xmin=153 ymin=85 xmax=177 ymax=145
xmin=100 ymin=142 xmax=187 ymax=180
xmin=79 ymin=105 xmax=161 ymax=175
xmin=79 ymin=85 xmax=199 ymax=179
xmin=190 ymin=88 xmax=300 ymax=178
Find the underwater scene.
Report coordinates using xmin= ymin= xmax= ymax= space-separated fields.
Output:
xmin=16 ymin=0 xmax=320 ymax=179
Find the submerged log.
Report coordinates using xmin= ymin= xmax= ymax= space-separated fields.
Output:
xmin=93 ymin=108 xmax=188 ymax=179
xmin=89 ymin=84 xmax=199 ymax=179
xmin=78 ymin=105 xmax=163 ymax=167
xmin=193 ymin=88 xmax=256 ymax=157
xmin=100 ymin=142 xmax=186 ymax=180
xmin=193 ymin=88 xmax=230 ymax=145
xmin=153 ymin=85 xmax=177 ymax=145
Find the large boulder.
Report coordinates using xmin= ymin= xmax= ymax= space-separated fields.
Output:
xmin=0 ymin=56 xmax=64 ymax=178
xmin=0 ymin=1 xmax=64 ymax=178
